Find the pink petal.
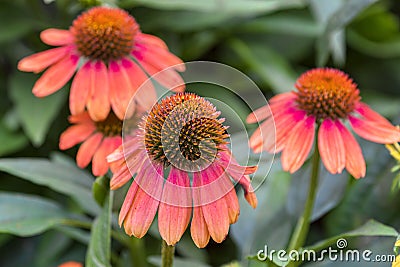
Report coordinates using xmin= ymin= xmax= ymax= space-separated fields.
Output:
xmin=119 ymin=180 xmax=139 ymax=227
xmin=40 ymin=29 xmax=74 ymax=46
xmin=190 ymin=206 xmax=210 ymax=248
xmin=32 ymin=54 xmax=79 ymax=97
xmin=76 ymin=133 xmax=102 ymax=168
xmin=318 ymin=119 xmax=346 ymax=174
xmin=70 ymin=61 xmax=91 ymax=115
xmin=336 ymin=121 xmax=366 ymax=178
xmin=126 ymin=162 xmax=163 ymax=238
xmin=59 ymin=123 xmax=95 ymax=150
xmin=134 ymin=56 xmax=185 ymax=92
xmin=68 ymin=112 xmax=91 ymax=124
xmin=158 ymin=167 xmax=192 ymax=245
xmin=349 ymin=115 xmax=400 ymax=144
xmin=136 ymin=33 xmax=168 ymax=49
xmin=223 ymin=184 xmax=240 ymax=224
xmin=92 ymin=136 xmax=121 ymax=176
xmin=18 ymin=46 xmax=72 ymax=73
xmin=281 ymin=115 xmax=315 ymax=173
xmin=246 ymin=105 xmax=272 ymax=124
xmin=108 ymin=60 xmax=135 ymax=120
xmin=355 ymin=102 xmax=395 ymax=127
xmin=136 ymin=44 xmax=185 ymax=72
xmin=87 ymin=61 xmax=110 ymax=121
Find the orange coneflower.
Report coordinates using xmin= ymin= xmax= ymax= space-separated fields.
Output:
xmin=108 ymin=93 xmax=257 ymax=248
xmin=18 ymin=6 xmax=185 ymax=121
xmin=247 ymin=68 xmax=400 ymax=178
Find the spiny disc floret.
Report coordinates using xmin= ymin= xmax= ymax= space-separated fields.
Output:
xmin=71 ymin=7 xmax=139 ymax=62
xmin=295 ymin=68 xmax=361 ymax=121
xmin=144 ymin=93 xmax=229 ymax=169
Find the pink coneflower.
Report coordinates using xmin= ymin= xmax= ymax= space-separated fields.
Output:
xmin=107 ymin=93 xmax=257 ymax=248
xmin=247 ymin=68 xmax=400 ymax=178
xmin=18 ymin=6 xmax=185 ymax=121
xmin=59 ymin=112 xmax=123 ymax=176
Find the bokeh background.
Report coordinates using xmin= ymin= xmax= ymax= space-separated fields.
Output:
xmin=0 ymin=0 xmax=400 ymax=266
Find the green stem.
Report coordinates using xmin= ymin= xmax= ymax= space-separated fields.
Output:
xmin=128 ymin=237 xmax=147 ymax=267
xmin=161 ymin=239 xmax=175 ymax=267
xmin=287 ymin=133 xmax=321 ymax=266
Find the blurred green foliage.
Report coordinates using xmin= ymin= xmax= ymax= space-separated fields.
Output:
xmin=0 ymin=0 xmax=400 ymax=266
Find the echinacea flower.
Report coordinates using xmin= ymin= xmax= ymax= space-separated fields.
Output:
xmin=18 ymin=6 xmax=185 ymax=121
xmin=58 ymin=262 xmax=83 ymax=267
xmin=247 ymin=68 xmax=400 ymax=178
xmin=59 ymin=111 xmax=123 ymax=176
xmin=108 ymin=92 xmax=257 ymax=248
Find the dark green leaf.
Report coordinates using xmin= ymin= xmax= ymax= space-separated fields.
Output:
xmin=92 ymin=176 xmax=110 ymax=207
xmin=86 ymin=191 xmax=113 ymax=267
xmin=0 ymin=192 xmax=70 ymax=236
xmin=0 ymin=119 xmax=28 ymax=156
xmin=9 ymin=72 xmax=67 ymax=146
xmin=0 ymin=158 xmax=100 ymax=215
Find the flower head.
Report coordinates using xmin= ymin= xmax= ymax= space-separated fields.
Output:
xmin=108 ymin=92 xmax=257 ymax=248
xmin=247 ymin=68 xmax=400 ymax=178
xmin=18 ymin=6 xmax=185 ymax=121
xmin=59 ymin=112 xmax=123 ymax=176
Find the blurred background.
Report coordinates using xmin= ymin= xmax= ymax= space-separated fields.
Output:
xmin=0 ymin=0 xmax=400 ymax=266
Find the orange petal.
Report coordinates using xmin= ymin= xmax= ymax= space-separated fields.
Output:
xmin=355 ymin=103 xmax=395 ymax=127
xmin=119 ymin=180 xmax=139 ymax=226
xmin=87 ymin=61 xmax=110 ymax=121
xmin=158 ymin=168 xmax=192 ymax=245
xmin=281 ymin=115 xmax=315 ymax=173
xmin=76 ymin=133 xmax=102 ymax=168
xmin=32 ymin=54 xmax=79 ymax=97
xmin=92 ymin=137 xmax=121 ymax=176
xmin=70 ymin=61 xmax=91 ymax=115
xmin=18 ymin=46 xmax=71 ymax=73
xmin=349 ymin=115 xmax=400 ymax=144
xmin=136 ymin=33 xmax=168 ymax=49
xmin=246 ymin=105 xmax=272 ymax=124
xmin=336 ymin=121 xmax=366 ymax=178
xmin=137 ymin=44 xmax=185 ymax=72
xmin=59 ymin=123 xmax=95 ymax=150
xmin=40 ymin=28 xmax=74 ymax=46
xmin=190 ymin=206 xmax=210 ymax=248
xmin=318 ymin=119 xmax=346 ymax=174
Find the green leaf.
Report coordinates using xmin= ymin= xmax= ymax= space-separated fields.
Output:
xmin=92 ymin=176 xmax=110 ymax=207
xmin=307 ymin=220 xmax=398 ymax=252
xmin=229 ymin=39 xmax=297 ymax=93
xmin=0 ymin=192 xmax=70 ymax=236
xmin=0 ymin=119 xmax=28 ymax=156
xmin=122 ymin=0 xmax=305 ymax=15
xmin=9 ymin=72 xmax=67 ymax=146
xmin=86 ymin=191 xmax=113 ymax=267
xmin=0 ymin=158 xmax=100 ymax=215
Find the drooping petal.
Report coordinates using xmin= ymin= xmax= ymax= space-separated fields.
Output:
xmin=281 ymin=115 xmax=315 ymax=173
xmin=92 ymin=136 xmax=121 ymax=176
xmin=135 ymin=43 xmax=185 ymax=72
xmin=246 ymin=105 xmax=272 ymax=124
xmin=59 ymin=124 xmax=96 ymax=150
xmin=125 ymin=161 xmax=163 ymax=238
xmin=158 ymin=167 xmax=192 ymax=246
xmin=70 ymin=61 xmax=91 ymax=115
xmin=40 ymin=29 xmax=74 ymax=46
xmin=355 ymin=102 xmax=396 ymax=127
xmin=76 ymin=133 xmax=102 ymax=168
xmin=32 ymin=54 xmax=79 ymax=97
xmin=336 ymin=121 xmax=366 ymax=178
xmin=349 ymin=115 xmax=400 ymax=144
xmin=318 ymin=119 xmax=346 ymax=174
xmin=190 ymin=205 xmax=210 ymax=248
xmin=133 ymin=55 xmax=185 ymax=92
xmin=18 ymin=46 xmax=72 ymax=73
xmin=136 ymin=32 xmax=168 ymax=49
xmin=119 ymin=180 xmax=139 ymax=226
xmin=87 ymin=61 xmax=110 ymax=121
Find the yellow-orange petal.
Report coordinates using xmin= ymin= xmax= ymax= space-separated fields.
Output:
xmin=158 ymin=168 xmax=192 ymax=246
xmin=86 ymin=61 xmax=110 ymax=121
xmin=18 ymin=46 xmax=71 ymax=73
xmin=40 ymin=28 xmax=74 ymax=46
xmin=336 ymin=121 xmax=366 ymax=178
xmin=190 ymin=206 xmax=210 ymax=248
xmin=318 ymin=119 xmax=346 ymax=174
xmin=281 ymin=115 xmax=315 ymax=173
xmin=32 ymin=54 xmax=79 ymax=97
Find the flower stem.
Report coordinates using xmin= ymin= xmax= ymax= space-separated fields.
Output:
xmin=161 ymin=239 xmax=175 ymax=267
xmin=287 ymin=134 xmax=320 ymax=266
